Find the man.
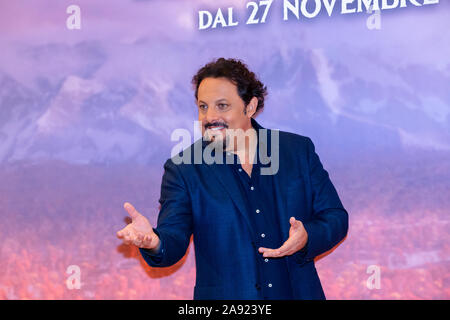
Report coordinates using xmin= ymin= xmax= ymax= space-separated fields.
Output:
xmin=116 ymin=58 xmax=348 ymax=300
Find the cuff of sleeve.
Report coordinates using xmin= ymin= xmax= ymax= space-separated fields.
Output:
xmin=292 ymin=236 xmax=312 ymax=266
xmin=139 ymin=228 xmax=164 ymax=264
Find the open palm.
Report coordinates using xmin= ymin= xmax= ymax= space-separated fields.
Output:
xmin=116 ymin=202 xmax=160 ymax=250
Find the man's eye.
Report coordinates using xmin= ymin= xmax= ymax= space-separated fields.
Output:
xmin=199 ymin=105 xmax=207 ymax=110
xmin=218 ymin=104 xmax=228 ymax=109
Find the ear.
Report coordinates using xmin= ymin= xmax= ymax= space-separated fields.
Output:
xmin=245 ymin=97 xmax=258 ymax=118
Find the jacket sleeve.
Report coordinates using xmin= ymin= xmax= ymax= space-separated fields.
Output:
xmin=139 ymin=158 xmax=193 ymax=268
xmin=293 ymin=137 xmax=348 ymax=265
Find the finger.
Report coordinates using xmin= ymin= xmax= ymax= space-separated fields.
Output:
xmin=259 ymin=247 xmax=283 ymax=258
xmin=123 ymin=235 xmax=132 ymax=245
xmin=143 ymin=234 xmax=153 ymax=247
xmin=289 ymin=217 xmax=303 ymax=231
xmin=116 ymin=227 xmax=127 ymax=238
xmin=259 ymin=247 xmax=280 ymax=258
xmin=136 ymin=233 xmax=144 ymax=242
xmin=124 ymin=202 xmax=140 ymax=220
xmin=125 ymin=236 xmax=138 ymax=246
xmin=290 ymin=216 xmax=296 ymax=225
xmin=133 ymin=238 xmax=143 ymax=247
xmin=132 ymin=233 xmax=145 ymax=247
xmin=260 ymin=237 xmax=295 ymax=258
xmin=274 ymin=238 xmax=296 ymax=256
xmin=290 ymin=216 xmax=301 ymax=228
xmin=123 ymin=231 xmax=133 ymax=244
xmin=258 ymin=247 xmax=269 ymax=254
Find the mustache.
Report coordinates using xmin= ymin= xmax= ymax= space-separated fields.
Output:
xmin=204 ymin=122 xmax=228 ymax=129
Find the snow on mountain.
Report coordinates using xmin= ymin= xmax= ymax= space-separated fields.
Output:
xmin=1 ymin=26 xmax=449 ymax=165
xmin=36 ymin=75 xmax=104 ymax=134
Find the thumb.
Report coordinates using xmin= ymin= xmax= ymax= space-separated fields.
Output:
xmin=124 ymin=202 xmax=140 ymax=220
xmin=290 ymin=216 xmax=301 ymax=229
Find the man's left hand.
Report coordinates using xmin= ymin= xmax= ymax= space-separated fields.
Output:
xmin=258 ymin=217 xmax=308 ymax=258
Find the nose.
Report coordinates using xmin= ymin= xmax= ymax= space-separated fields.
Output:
xmin=203 ymin=107 xmax=222 ymax=127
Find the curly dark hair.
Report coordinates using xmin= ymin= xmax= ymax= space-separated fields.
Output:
xmin=191 ymin=58 xmax=268 ymax=116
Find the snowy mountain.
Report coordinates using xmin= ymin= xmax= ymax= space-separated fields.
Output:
xmin=1 ymin=36 xmax=449 ymax=165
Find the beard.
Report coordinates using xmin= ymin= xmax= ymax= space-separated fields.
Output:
xmin=203 ymin=128 xmax=230 ymax=152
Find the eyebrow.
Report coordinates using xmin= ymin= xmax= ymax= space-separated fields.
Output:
xmin=198 ymin=98 xmax=229 ymax=104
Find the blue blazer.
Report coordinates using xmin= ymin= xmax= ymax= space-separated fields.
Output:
xmin=140 ymin=118 xmax=348 ymax=300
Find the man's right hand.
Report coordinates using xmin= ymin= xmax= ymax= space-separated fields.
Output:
xmin=116 ymin=202 xmax=161 ymax=251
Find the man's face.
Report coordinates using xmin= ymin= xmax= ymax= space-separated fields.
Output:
xmin=196 ymin=77 xmax=256 ymax=150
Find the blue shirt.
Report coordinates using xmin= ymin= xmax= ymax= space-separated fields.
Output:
xmin=224 ymin=126 xmax=293 ymax=300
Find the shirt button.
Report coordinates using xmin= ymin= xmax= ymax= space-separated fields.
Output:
xmin=255 ymin=209 xmax=260 ymax=213
xmin=268 ymin=283 xmax=272 ymax=288
xmin=261 ymin=233 xmax=265 ymax=238
xmin=250 ymin=186 xmax=254 ymax=190
xmin=264 ymin=258 xmax=269 ymax=262
xmin=238 ymin=168 xmax=242 ymax=172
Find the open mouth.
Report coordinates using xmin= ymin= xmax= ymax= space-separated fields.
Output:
xmin=208 ymin=125 xmax=226 ymax=131
xmin=205 ymin=122 xmax=228 ymax=132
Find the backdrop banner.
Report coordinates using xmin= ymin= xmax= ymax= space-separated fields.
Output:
xmin=0 ymin=0 xmax=448 ymax=300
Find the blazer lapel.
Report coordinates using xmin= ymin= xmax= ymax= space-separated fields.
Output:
xmin=253 ymin=120 xmax=291 ymax=238
xmin=205 ymin=160 xmax=257 ymax=239
xmin=271 ymin=157 xmax=290 ymax=238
